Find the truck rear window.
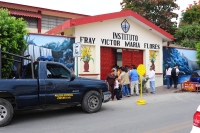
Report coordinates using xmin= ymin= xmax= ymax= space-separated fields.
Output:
xmin=24 ymin=62 xmax=39 ymax=79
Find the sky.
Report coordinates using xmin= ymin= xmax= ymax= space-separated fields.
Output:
xmin=1 ymin=0 xmax=196 ymax=21
xmin=177 ymin=49 xmax=197 ymax=61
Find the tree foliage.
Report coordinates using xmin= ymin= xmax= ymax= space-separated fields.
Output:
xmin=174 ymin=1 xmax=200 ymax=48
xmin=120 ymin=0 xmax=179 ymax=35
xmin=0 ymin=8 xmax=28 ymax=78
xmin=180 ymin=1 xmax=200 ymax=24
xmin=196 ymin=42 xmax=200 ymax=67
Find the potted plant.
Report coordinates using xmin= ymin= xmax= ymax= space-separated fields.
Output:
xmin=149 ymin=51 xmax=157 ymax=70
xmin=80 ymin=46 xmax=94 ymax=72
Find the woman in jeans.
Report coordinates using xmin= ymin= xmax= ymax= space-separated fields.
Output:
xmin=166 ymin=66 xmax=172 ymax=89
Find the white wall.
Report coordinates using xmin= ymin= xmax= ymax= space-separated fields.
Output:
xmin=74 ymin=17 xmax=164 ymax=86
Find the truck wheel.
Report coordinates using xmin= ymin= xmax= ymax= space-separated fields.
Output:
xmin=0 ymin=98 xmax=14 ymax=127
xmin=82 ymin=91 xmax=102 ymax=113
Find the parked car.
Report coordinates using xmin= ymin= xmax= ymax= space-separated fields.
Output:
xmin=190 ymin=70 xmax=200 ymax=83
xmin=190 ymin=105 xmax=200 ymax=133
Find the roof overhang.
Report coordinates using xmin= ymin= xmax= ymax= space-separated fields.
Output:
xmin=9 ymin=8 xmax=42 ymax=18
xmin=46 ymin=10 xmax=174 ymax=42
xmin=0 ymin=1 xmax=89 ymax=18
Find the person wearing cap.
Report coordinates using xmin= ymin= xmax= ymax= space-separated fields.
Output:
xmin=147 ymin=66 xmax=155 ymax=94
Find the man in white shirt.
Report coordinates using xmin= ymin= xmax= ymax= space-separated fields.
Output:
xmin=171 ymin=64 xmax=179 ymax=88
xmin=147 ymin=66 xmax=155 ymax=94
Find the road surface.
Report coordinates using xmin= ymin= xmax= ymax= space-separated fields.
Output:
xmin=0 ymin=92 xmax=198 ymax=133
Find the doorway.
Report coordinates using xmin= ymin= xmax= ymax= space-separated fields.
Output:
xmin=100 ymin=47 xmax=143 ymax=80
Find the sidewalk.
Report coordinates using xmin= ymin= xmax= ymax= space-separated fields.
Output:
xmin=153 ymin=85 xmax=182 ymax=94
xmin=141 ymin=85 xmax=183 ymax=95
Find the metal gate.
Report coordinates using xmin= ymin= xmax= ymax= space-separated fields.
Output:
xmin=122 ymin=49 xmax=143 ymax=68
xmin=100 ymin=47 xmax=116 ymax=80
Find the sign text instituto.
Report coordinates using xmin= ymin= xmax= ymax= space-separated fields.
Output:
xmin=80 ymin=32 xmax=160 ymax=50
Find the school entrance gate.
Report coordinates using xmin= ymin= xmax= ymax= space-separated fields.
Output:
xmin=100 ymin=47 xmax=143 ymax=80
xmin=100 ymin=47 xmax=116 ymax=80
xmin=122 ymin=49 xmax=143 ymax=68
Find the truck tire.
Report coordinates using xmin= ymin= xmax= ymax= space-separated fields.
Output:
xmin=82 ymin=91 xmax=102 ymax=113
xmin=0 ymin=98 xmax=14 ymax=127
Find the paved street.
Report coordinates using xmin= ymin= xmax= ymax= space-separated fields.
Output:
xmin=0 ymin=89 xmax=199 ymax=133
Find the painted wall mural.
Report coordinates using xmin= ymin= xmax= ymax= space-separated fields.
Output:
xmin=163 ymin=47 xmax=199 ymax=85
xmin=26 ymin=34 xmax=75 ymax=71
xmin=80 ymin=46 xmax=94 ymax=72
xmin=149 ymin=50 xmax=157 ymax=70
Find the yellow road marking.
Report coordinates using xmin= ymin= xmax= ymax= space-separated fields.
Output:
xmin=143 ymin=121 xmax=192 ymax=133
xmin=161 ymin=124 xmax=191 ymax=133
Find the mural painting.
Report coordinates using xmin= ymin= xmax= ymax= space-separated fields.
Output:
xmin=149 ymin=50 xmax=157 ymax=70
xmin=26 ymin=34 xmax=75 ymax=72
xmin=163 ymin=47 xmax=199 ymax=85
xmin=80 ymin=46 xmax=94 ymax=72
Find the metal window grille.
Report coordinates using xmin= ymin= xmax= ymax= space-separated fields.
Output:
xmin=41 ymin=15 xmax=69 ymax=30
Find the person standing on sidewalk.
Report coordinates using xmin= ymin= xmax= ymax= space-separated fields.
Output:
xmin=165 ymin=66 xmax=172 ymax=89
xmin=105 ymin=69 xmax=116 ymax=100
xmin=147 ymin=66 xmax=155 ymax=94
xmin=171 ymin=64 xmax=179 ymax=88
xmin=129 ymin=65 xmax=139 ymax=96
xmin=119 ymin=67 xmax=130 ymax=97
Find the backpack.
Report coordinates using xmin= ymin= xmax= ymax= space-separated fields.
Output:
xmin=171 ymin=68 xmax=176 ymax=76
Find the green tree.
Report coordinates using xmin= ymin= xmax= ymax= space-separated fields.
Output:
xmin=0 ymin=8 xmax=28 ymax=78
xmin=120 ymin=0 xmax=179 ymax=35
xmin=174 ymin=23 xmax=200 ymax=48
xmin=180 ymin=2 xmax=200 ymax=24
xmin=196 ymin=42 xmax=200 ymax=67
xmin=174 ymin=1 xmax=200 ymax=48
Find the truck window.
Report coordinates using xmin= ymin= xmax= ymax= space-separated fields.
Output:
xmin=46 ymin=64 xmax=70 ymax=79
xmin=24 ymin=62 xmax=39 ymax=79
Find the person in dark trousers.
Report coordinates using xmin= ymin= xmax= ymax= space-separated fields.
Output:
xmin=165 ymin=66 xmax=172 ymax=89
xmin=105 ymin=69 xmax=116 ymax=101
xmin=171 ymin=64 xmax=179 ymax=88
xmin=114 ymin=76 xmax=121 ymax=100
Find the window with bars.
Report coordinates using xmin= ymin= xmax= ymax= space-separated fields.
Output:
xmin=42 ymin=15 xmax=69 ymax=30
xmin=15 ymin=16 xmax=38 ymax=28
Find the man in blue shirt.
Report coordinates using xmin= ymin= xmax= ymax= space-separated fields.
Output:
xmin=129 ymin=65 xmax=139 ymax=96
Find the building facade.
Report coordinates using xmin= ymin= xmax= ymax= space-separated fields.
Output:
xmin=47 ymin=10 xmax=174 ymax=87
xmin=0 ymin=2 xmax=175 ymax=87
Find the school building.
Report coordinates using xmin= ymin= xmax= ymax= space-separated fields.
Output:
xmin=0 ymin=1 xmax=174 ymax=87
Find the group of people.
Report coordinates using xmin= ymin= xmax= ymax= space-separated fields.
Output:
xmin=165 ymin=64 xmax=179 ymax=89
xmin=105 ymin=64 xmax=156 ymax=101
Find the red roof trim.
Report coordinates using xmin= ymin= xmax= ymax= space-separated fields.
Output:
xmin=46 ymin=20 xmax=71 ymax=35
xmin=9 ymin=9 xmax=42 ymax=18
xmin=46 ymin=10 xmax=174 ymax=41
xmin=0 ymin=1 xmax=89 ymax=17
